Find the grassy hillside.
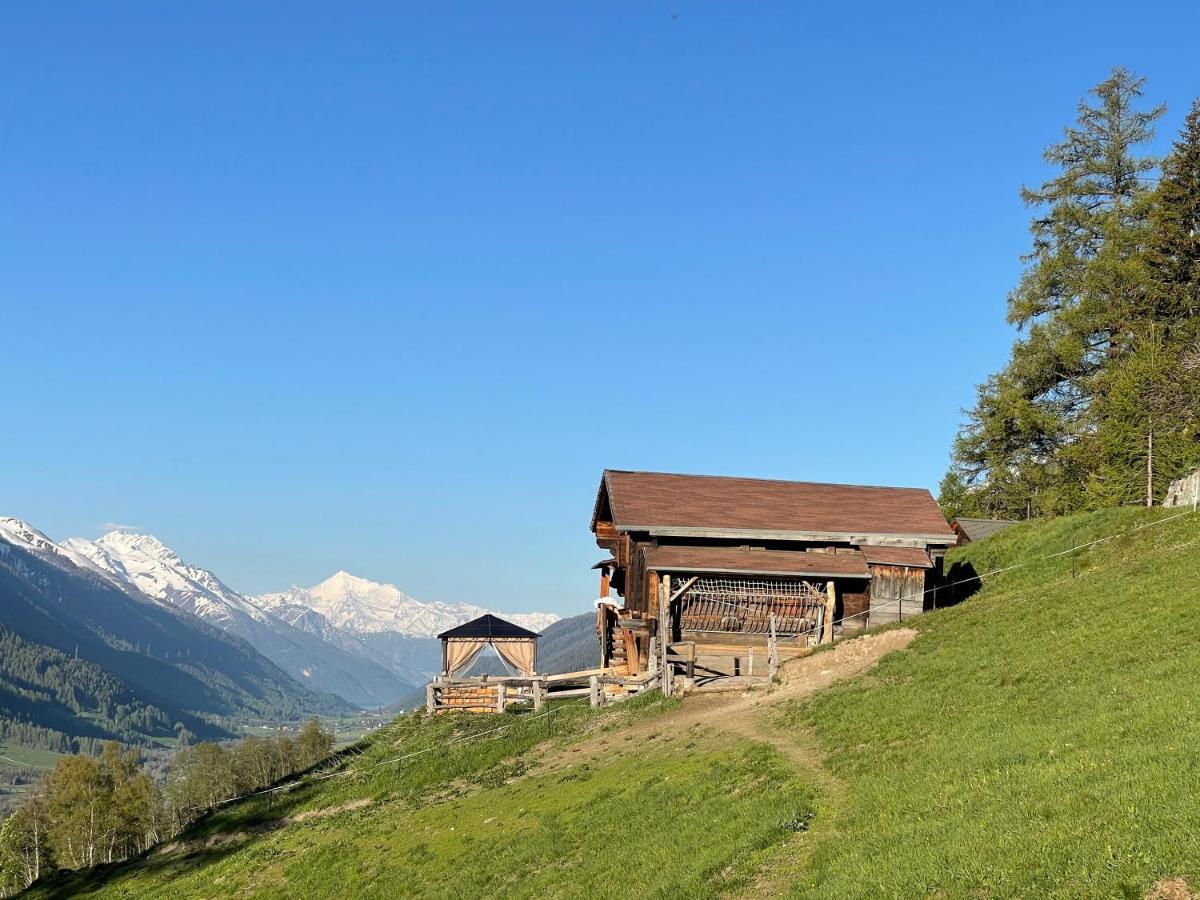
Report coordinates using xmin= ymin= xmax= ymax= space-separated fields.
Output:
xmin=27 ymin=506 xmax=1200 ymax=898
xmin=772 ymin=505 xmax=1200 ymax=898
xmin=32 ymin=695 xmax=813 ymax=898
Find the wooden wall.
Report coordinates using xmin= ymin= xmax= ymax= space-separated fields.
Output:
xmin=868 ymin=565 xmax=926 ymax=626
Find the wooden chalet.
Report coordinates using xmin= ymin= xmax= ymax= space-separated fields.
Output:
xmin=591 ymin=470 xmax=957 ymax=681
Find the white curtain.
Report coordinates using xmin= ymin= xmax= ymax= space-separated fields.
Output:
xmin=492 ymin=638 xmax=536 ymax=676
xmin=444 ymin=639 xmax=488 ymax=676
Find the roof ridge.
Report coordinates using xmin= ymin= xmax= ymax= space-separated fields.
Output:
xmin=604 ymin=468 xmax=931 ymax=493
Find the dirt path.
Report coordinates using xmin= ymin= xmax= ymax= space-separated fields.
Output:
xmin=535 ymin=627 xmax=917 ymax=776
xmin=528 ymin=627 xmax=918 ymax=898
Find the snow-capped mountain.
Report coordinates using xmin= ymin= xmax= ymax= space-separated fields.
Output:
xmin=65 ymin=532 xmax=282 ymax=629
xmin=64 ymin=532 xmax=413 ymax=708
xmin=256 ymin=570 xmax=559 ymax=638
xmin=0 ymin=517 xmax=150 ymax=599
xmin=0 ymin=517 xmax=352 ymax=741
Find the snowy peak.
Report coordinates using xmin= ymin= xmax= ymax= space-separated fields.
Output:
xmin=0 ymin=518 xmax=150 ymax=596
xmin=258 ymin=572 xmax=559 ymax=638
xmin=64 ymin=531 xmax=266 ymax=628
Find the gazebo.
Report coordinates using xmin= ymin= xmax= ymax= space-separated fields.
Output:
xmin=437 ymin=613 xmax=540 ymax=678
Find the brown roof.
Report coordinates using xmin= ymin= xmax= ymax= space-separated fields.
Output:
xmin=952 ymin=518 xmax=1018 ymax=543
xmin=857 ymin=545 xmax=933 ymax=568
xmin=642 ymin=546 xmax=870 ymax=579
xmin=595 ymin=470 xmax=955 ymax=541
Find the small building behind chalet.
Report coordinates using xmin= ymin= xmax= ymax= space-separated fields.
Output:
xmin=591 ymin=470 xmax=957 ymax=679
xmin=950 ymin=517 xmax=1017 ymax=545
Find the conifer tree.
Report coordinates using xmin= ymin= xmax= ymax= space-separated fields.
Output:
xmin=1086 ymin=100 xmax=1200 ymax=505
xmin=945 ymin=68 xmax=1164 ymax=516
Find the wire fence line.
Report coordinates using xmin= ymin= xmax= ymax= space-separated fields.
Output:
xmin=197 ymin=508 xmax=1197 ymax=814
xmin=649 ymin=506 xmax=1199 ymax=641
xmin=842 ymin=505 xmax=1199 ymax=629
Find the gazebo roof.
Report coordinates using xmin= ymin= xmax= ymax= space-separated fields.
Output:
xmin=437 ymin=613 xmax=540 ymax=641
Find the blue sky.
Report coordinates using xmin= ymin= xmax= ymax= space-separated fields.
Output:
xmin=2 ymin=2 xmax=1199 ymax=615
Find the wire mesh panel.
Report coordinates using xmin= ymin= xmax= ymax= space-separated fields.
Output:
xmin=678 ymin=576 xmax=827 ymax=636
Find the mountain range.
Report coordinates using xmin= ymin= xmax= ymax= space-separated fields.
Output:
xmin=62 ymin=533 xmax=412 ymax=709
xmin=0 ymin=517 xmax=350 ymax=755
xmin=0 ymin=517 xmax=572 ymax=728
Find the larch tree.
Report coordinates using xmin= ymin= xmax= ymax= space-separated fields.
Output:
xmin=945 ymin=68 xmax=1165 ymax=517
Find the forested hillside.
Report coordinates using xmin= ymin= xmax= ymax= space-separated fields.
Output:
xmin=0 ymin=531 xmax=351 ymax=761
xmin=0 ymin=626 xmax=177 ymax=752
xmin=943 ymin=69 xmax=1200 ymax=517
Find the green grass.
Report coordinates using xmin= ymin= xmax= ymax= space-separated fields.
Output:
xmin=0 ymin=744 xmax=64 ymax=770
xmin=0 ymin=744 xmax=65 ymax=814
xmin=31 ymin=693 xmax=813 ymax=899
xmin=776 ymin=506 xmax=1200 ymax=898
xmin=28 ymin=505 xmax=1200 ymax=898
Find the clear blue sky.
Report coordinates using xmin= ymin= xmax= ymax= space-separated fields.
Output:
xmin=3 ymin=2 xmax=1198 ymax=615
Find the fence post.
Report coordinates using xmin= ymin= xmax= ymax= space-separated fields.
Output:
xmin=495 ymin=682 xmax=506 ymax=714
xmin=532 ymin=678 xmax=543 ymax=712
xmin=426 ymin=683 xmax=435 ymax=714
xmin=768 ymin=613 xmax=779 ymax=680
xmin=660 ymin=576 xmax=672 ymax=697
xmin=824 ymin=581 xmax=836 ymax=644
xmin=589 ymin=675 xmax=601 ymax=708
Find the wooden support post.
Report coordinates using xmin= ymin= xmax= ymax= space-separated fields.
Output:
xmin=597 ymin=567 xmax=611 ymax=668
xmin=824 ymin=581 xmax=836 ymax=645
xmin=768 ymin=612 xmax=779 ymax=680
xmin=598 ymin=605 xmax=609 ymax=669
xmin=426 ymin=683 xmax=435 ymax=714
xmin=623 ymin=629 xmax=639 ymax=675
xmin=532 ymin=678 xmax=543 ymax=711
xmin=589 ymin=675 xmax=601 ymax=708
xmin=495 ymin=682 xmax=506 ymax=714
xmin=660 ymin=575 xmax=672 ymax=698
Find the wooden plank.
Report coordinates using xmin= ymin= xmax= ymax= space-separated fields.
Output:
xmin=768 ymin=613 xmax=779 ymax=680
xmin=659 ymin=574 xmax=670 ymax=697
xmin=667 ymin=575 xmax=700 ymax=605
xmin=544 ymin=666 xmax=622 ymax=683
xmin=623 ymin=629 xmax=640 ymax=676
xmin=824 ymin=581 xmax=836 ymax=644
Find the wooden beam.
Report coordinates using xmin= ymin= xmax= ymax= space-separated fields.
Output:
xmin=623 ymin=629 xmax=639 ymax=676
xmin=667 ymin=575 xmax=700 ymax=605
xmin=824 ymin=581 xmax=836 ymax=645
xmin=544 ymin=666 xmax=622 ymax=683
xmin=660 ymin=575 xmax=671 ymax=697
xmin=768 ymin=613 xmax=779 ymax=680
